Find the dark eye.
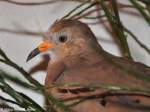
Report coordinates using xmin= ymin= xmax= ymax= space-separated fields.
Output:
xmin=58 ymin=35 xmax=67 ymax=43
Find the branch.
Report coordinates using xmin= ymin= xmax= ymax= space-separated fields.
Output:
xmin=46 ymin=82 xmax=150 ymax=96
xmin=68 ymin=90 xmax=150 ymax=107
xmin=70 ymin=1 xmax=99 ymax=19
xmin=138 ymin=0 xmax=150 ymax=4
xmin=0 ymin=0 xmax=78 ymax=6
xmin=0 ymin=28 xmax=44 ymax=37
xmin=45 ymin=93 xmax=73 ymax=112
xmin=0 ymin=48 xmax=72 ymax=112
xmin=130 ymin=0 xmax=150 ymax=25
xmin=100 ymin=0 xmax=132 ymax=59
xmin=62 ymin=0 xmax=91 ymax=19
xmin=0 ymin=48 xmax=42 ymax=87
xmin=0 ymin=77 xmax=45 ymax=112
xmin=0 ymin=95 xmax=19 ymax=106
xmin=0 ymin=70 xmax=39 ymax=91
xmin=44 ymin=82 xmax=150 ymax=106
xmin=123 ymin=26 xmax=150 ymax=55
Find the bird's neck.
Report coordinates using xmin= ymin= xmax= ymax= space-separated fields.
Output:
xmin=64 ymin=44 xmax=106 ymax=69
xmin=80 ymin=51 xmax=105 ymax=66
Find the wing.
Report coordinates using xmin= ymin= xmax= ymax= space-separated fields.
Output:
xmin=50 ymin=57 xmax=150 ymax=112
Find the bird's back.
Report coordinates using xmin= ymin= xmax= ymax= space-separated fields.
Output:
xmin=57 ymin=56 xmax=150 ymax=88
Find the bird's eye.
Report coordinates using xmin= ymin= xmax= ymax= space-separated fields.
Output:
xmin=58 ymin=35 xmax=67 ymax=43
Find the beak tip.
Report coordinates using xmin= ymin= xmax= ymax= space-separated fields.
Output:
xmin=26 ymin=58 xmax=30 ymax=63
xmin=26 ymin=48 xmax=40 ymax=63
xmin=26 ymin=55 xmax=32 ymax=62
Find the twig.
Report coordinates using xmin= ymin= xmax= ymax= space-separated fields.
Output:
xmin=0 ymin=48 xmax=42 ymax=87
xmin=112 ymin=0 xmax=132 ymax=59
xmin=73 ymin=7 xmax=102 ymax=19
xmin=44 ymin=82 xmax=150 ymax=106
xmin=45 ymin=93 xmax=73 ymax=112
xmin=45 ymin=82 xmax=150 ymax=96
xmin=0 ymin=48 xmax=72 ymax=112
xmin=100 ymin=0 xmax=132 ymax=59
xmin=138 ymin=0 xmax=150 ymax=4
xmin=130 ymin=0 xmax=150 ymax=25
xmin=0 ymin=70 xmax=39 ymax=91
xmin=62 ymin=0 xmax=90 ymax=19
xmin=123 ymin=26 xmax=150 ymax=55
xmin=62 ymin=0 xmax=146 ymax=20
xmin=84 ymin=14 xmax=105 ymax=19
xmin=0 ymin=28 xmax=44 ymax=37
xmin=70 ymin=1 xmax=99 ymax=19
xmin=0 ymin=95 xmax=19 ymax=106
xmin=0 ymin=0 xmax=79 ymax=6
xmin=146 ymin=5 xmax=150 ymax=15
xmin=68 ymin=91 xmax=150 ymax=106
xmin=0 ymin=78 xmax=45 ymax=112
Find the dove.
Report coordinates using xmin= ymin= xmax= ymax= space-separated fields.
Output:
xmin=27 ymin=19 xmax=150 ymax=112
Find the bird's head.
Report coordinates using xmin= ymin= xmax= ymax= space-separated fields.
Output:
xmin=27 ymin=20 xmax=101 ymax=63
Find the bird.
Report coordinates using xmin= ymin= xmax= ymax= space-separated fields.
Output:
xmin=27 ymin=19 xmax=150 ymax=112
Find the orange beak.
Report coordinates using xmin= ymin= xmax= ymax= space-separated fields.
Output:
xmin=26 ymin=41 xmax=55 ymax=62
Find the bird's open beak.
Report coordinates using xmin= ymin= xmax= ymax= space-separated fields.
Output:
xmin=26 ymin=41 xmax=55 ymax=62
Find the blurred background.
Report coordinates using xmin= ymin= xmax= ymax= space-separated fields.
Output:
xmin=0 ymin=0 xmax=149 ymax=110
